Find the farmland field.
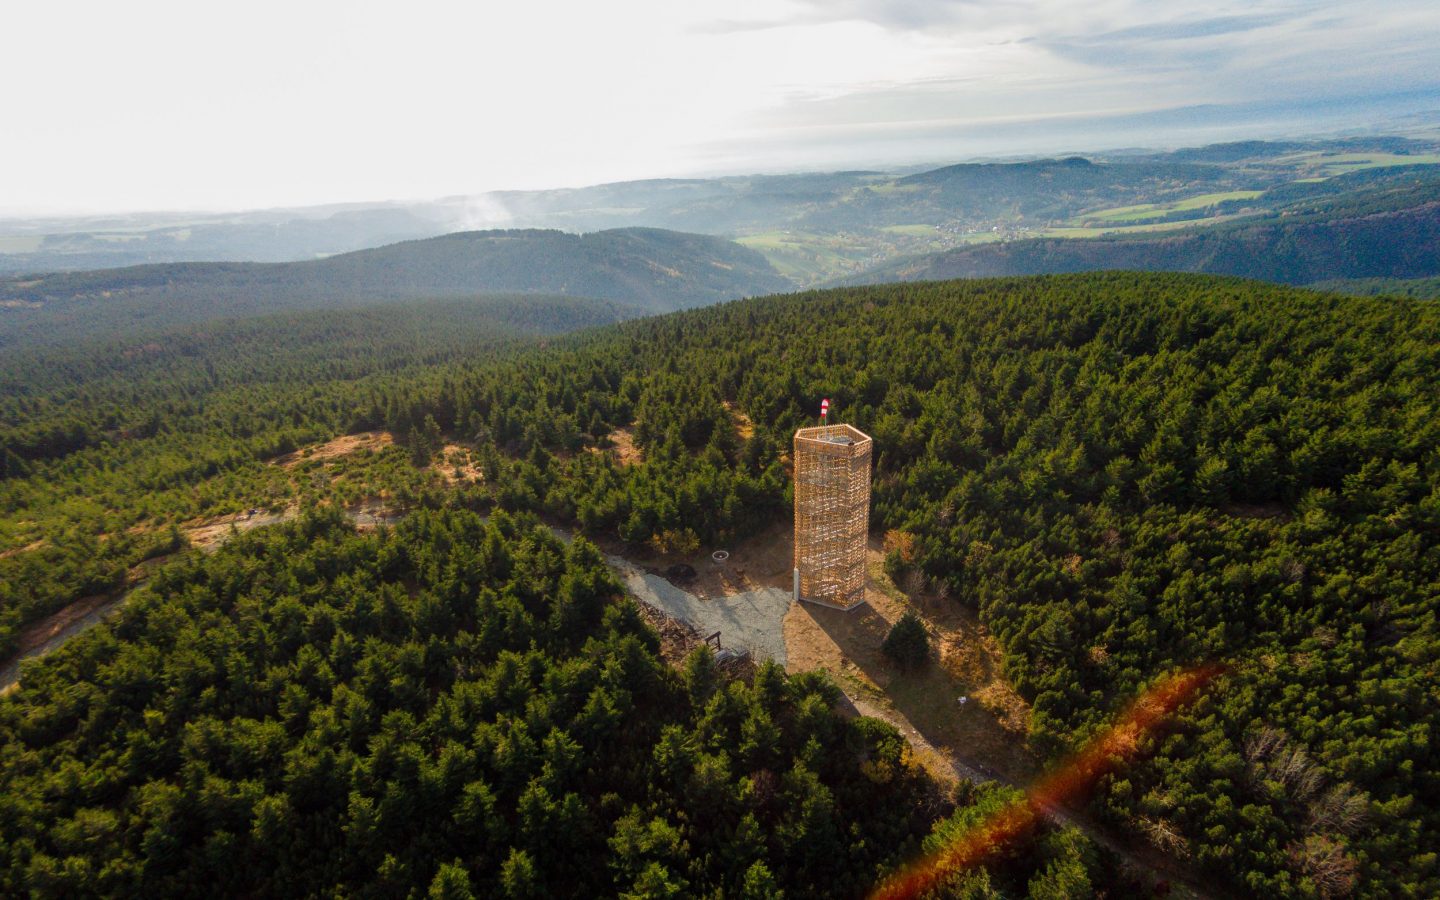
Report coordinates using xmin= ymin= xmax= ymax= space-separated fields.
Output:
xmin=1278 ymin=150 xmax=1440 ymax=176
xmin=1080 ymin=189 xmax=1264 ymax=224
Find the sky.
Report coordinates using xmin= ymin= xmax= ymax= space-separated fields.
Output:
xmin=4 ymin=0 xmax=1439 ymax=215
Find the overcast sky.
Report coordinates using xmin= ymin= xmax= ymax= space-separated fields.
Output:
xmin=4 ymin=0 xmax=1439 ymax=215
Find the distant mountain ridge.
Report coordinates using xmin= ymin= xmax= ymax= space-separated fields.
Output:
xmin=0 ymin=227 xmax=788 ymax=347
xmin=6 ymin=136 xmax=1435 ymax=280
xmin=847 ymin=201 xmax=1440 ymax=286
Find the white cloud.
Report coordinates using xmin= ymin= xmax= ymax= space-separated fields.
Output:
xmin=1 ymin=0 xmax=1437 ymax=214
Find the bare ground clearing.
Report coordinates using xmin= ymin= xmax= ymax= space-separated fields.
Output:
xmin=434 ymin=444 xmax=484 ymax=485
xmin=182 ymin=505 xmax=297 ymax=550
xmin=723 ymin=400 xmax=756 ymax=441
xmin=269 ymin=430 xmax=393 ymax=468
xmin=593 ymin=426 xmax=643 ymax=466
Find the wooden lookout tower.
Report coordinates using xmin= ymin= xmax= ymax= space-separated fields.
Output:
xmin=793 ymin=422 xmax=872 ymax=610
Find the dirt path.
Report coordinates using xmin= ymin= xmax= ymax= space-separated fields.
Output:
xmin=0 ymin=538 xmax=47 ymax=560
xmin=0 ymin=592 xmax=131 ymax=696
xmin=838 ymin=681 xmax=1213 ymax=897
xmin=0 ymin=502 xmax=402 ymax=695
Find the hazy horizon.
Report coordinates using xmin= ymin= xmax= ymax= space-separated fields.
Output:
xmin=4 ymin=0 xmax=1439 ymax=218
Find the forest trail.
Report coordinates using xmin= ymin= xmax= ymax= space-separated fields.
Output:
xmin=0 ymin=502 xmax=402 ymax=694
xmin=0 ymin=592 xmax=129 ymax=696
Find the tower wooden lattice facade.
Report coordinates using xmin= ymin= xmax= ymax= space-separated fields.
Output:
xmin=793 ymin=423 xmax=872 ymax=610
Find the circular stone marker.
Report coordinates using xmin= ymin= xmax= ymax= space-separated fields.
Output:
xmin=711 ymin=550 xmax=730 ymax=563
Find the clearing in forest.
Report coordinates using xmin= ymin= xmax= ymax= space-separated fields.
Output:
xmin=611 ymin=519 xmax=1036 ymax=787
xmin=268 ymin=430 xmax=394 ymax=468
xmin=432 ymin=444 xmax=485 ymax=484
xmin=783 ymin=539 xmax=1034 ymax=785
xmin=594 ymin=426 xmax=643 ymax=466
xmin=183 ymin=505 xmax=297 ymax=550
xmin=723 ymin=400 xmax=756 ymax=441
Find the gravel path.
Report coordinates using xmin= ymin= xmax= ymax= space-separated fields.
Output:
xmin=604 ymin=555 xmax=791 ymax=666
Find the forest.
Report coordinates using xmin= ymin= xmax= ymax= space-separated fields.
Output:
xmin=0 ymin=507 xmax=1120 ymax=896
xmin=0 ymin=295 xmax=629 ymax=657
xmin=1311 ymin=276 xmax=1440 ymax=300
xmin=2 ymin=271 xmax=1437 ymax=896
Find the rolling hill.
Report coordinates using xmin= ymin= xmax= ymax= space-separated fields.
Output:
xmin=7 ymin=137 xmax=1438 ymax=288
xmin=812 ymin=156 xmax=1239 ymax=227
xmin=0 ymin=227 xmax=787 ymax=347
xmin=849 ymin=199 xmax=1440 ymax=286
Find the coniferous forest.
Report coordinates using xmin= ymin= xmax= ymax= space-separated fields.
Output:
xmin=2 ymin=508 xmax=938 ymax=896
xmin=2 ymin=272 xmax=1437 ymax=897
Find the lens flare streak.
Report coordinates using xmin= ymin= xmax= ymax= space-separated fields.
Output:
xmin=870 ymin=664 xmax=1226 ymax=900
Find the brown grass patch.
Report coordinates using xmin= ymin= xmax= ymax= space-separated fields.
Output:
xmin=594 ymin=427 xmax=643 ymax=466
xmin=269 ymin=431 xmax=393 ymax=468
xmin=723 ymin=400 xmax=756 ymax=441
xmin=432 ymin=444 xmax=484 ymax=485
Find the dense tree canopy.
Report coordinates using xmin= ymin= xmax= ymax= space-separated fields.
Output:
xmin=3 ymin=271 xmax=1437 ymax=896
xmin=410 ymin=273 xmax=1440 ymax=896
xmin=0 ymin=509 xmax=942 ymax=896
